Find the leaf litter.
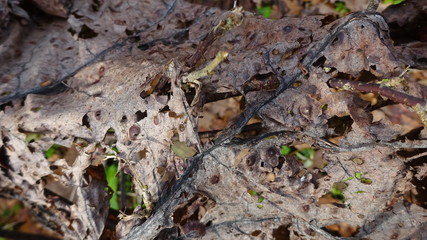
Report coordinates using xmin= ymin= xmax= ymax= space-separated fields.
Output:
xmin=0 ymin=0 xmax=426 ymax=239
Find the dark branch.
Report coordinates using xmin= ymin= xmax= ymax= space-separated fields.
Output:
xmin=328 ymin=78 xmax=427 ymax=125
xmin=328 ymin=78 xmax=426 ymax=108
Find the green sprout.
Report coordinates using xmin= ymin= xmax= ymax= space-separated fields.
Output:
xmin=105 ymin=162 xmax=119 ymax=210
xmin=295 ymin=148 xmax=315 ymax=168
xmin=383 ymin=0 xmax=405 ymax=4
xmin=355 ymin=172 xmax=362 ymax=180
xmin=257 ymin=5 xmax=272 ymax=18
xmin=111 ymin=146 xmax=119 ymax=154
xmin=44 ymin=144 xmax=63 ymax=158
xmin=343 ymin=176 xmax=354 ymax=182
xmin=360 ymin=178 xmax=372 ymax=184
xmin=280 ymin=146 xmax=292 ymax=156
xmin=330 ymin=182 xmax=347 ymax=202
xmin=280 ymin=146 xmax=316 ymax=168
xmin=334 ymin=1 xmax=350 ymax=14
xmin=354 ymin=190 xmax=366 ymax=194
xmin=0 ymin=202 xmax=23 ymax=232
xmin=1 ymin=203 xmax=21 ymax=218
xmin=103 ymin=154 xmax=140 ymax=211
xmin=25 ymin=133 xmax=42 ymax=143
xmin=30 ymin=107 xmax=41 ymax=112
xmin=248 ymin=189 xmax=265 ymax=209
xmin=248 ymin=189 xmax=258 ymax=196
xmin=354 ymin=172 xmax=372 ymax=185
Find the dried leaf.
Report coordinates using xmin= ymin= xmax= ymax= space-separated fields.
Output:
xmin=171 ymin=141 xmax=197 ymax=159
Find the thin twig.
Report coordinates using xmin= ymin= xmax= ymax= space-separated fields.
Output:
xmin=328 ymin=79 xmax=426 ymax=108
xmin=328 ymin=78 xmax=427 ymax=125
xmin=406 ymin=151 xmax=427 ymax=161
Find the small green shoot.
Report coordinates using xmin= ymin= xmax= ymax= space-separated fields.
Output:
xmin=355 ymin=172 xmax=362 ymax=180
xmin=124 ymin=174 xmax=139 ymax=208
xmin=111 ymin=146 xmax=119 ymax=154
xmin=330 ymin=182 xmax=347 ymax=201
xmin=0 ymin=201 xmax=23 ymax=232
xmin=334 ymin=1 xmax=350 ymax=14
xmin=378 ymin=77 xmax=406 ymax=87
xmin=280 ymin=146 xmax=292 ymax=156
xmin=105 ymin=162 xmax=119 ymax=210
xmin=248 ymin=190 xmax=265 ymax=209
xmin=330 ymin=188 xmax=344 ymax=200
xmin=354 ymin=172 xmax=372 ymax=185
xmin=354 ymin=191 xmax=366 ymax=194
xmin=280 ymin=146 xmax=317 ymax=169
xmin=296 ymin=148 xmax=315 ymax=168
xmin=44 ymin=144 xmax=63 ymax=158
xmin=248 ymin=189 xmax=258 ymax=196
xmin=295 ymin=148 xmax=315 ymax=161
xmin=1 ymin=203 xmax=21 ymax=218
xmin=360 ymin=178 xmax=372 ymax=184
xmin=343 ymin=176 xmax=354 ymax=182
xmin=383 ymin=0 xmax=405 ymax=4
xmin=25 ymin=133 xmax=42 ymax=143
xmin=257 ymin=5 xmax=272 ymax=18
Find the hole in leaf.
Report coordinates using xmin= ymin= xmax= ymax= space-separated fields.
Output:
xmin=78 ymin=24 xmax=98 ymax=39
xmin=154 ymin=227 xmax=179 ymax=240
xmin=335 ymin=71 xmax=353 ymax=80
xmin=396 ymin=127 xmax=423 ymax=141
xmin=246 ymin=155 xmax=257 ymax=167
xmin=251 ymin=230 xmax=262 ymax=236
xmin=95 ymin=110 xmax=102 ymax=120
xmin=331 ymin=32 xmax=344 ymax=46
xmin=173 ymin=30 xmax=189 ymax=41
xmin=272 ymin=224 xmax=291 ymax=240
xmin=356 ymin=70 xmax=377 ymax=82
xmin=82 ymin=114 xmax=90 ymax=128
xmin=159 ymin=105 xmax=170 ymax=113
xmin=313 ymin=56 xmax=326 ymax=67
xmin=322 ymin=223 xmax=359 ymax=237
xmin=138 ymin=43 xmax=152 ymax=51
xmin=320 ymin=15 xmax=336 ymax=27
xmin=135 ymin=110 xmax=147 ymax=121
xmin=176 ymin=20 xmax=193 ymax=29
xmin=327 ymin=116 xmax=353 ymax=136
xmin=0 ymin=144 xmax=10 ymax=173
